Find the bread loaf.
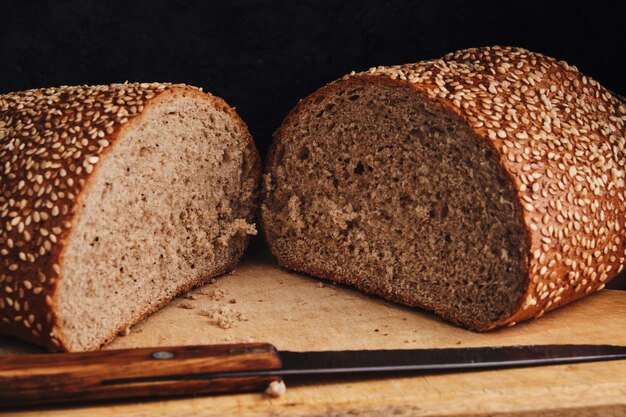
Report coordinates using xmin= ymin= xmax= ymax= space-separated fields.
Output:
xmin=0 ymin=83 xmax=260 ymax=351
xmin=261 ymin=46 xmax=626 ymax=330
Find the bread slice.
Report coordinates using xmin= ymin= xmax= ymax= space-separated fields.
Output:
xmin=0 ymin=83 xmax=260 ymax=351
xmin=261 ymin=46 xmax=626 ymax=331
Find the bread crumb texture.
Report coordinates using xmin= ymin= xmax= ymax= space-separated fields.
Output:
xmin=0 ymin=82 xmax=259 ymax=351
xmin=356 ymin=46 xmax=626 ymax=325
xmin=264 ymin=46 xmax=626 ymax=330
xmin=0 ymin=83 xmax=172 ymax=349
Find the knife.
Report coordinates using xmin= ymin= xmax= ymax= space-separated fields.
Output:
xmin=1 ymin=343 xmax=626 ymax=406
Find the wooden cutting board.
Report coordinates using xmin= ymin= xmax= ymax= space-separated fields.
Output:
xmin=2 ymin=253 xmax=626 ymax=416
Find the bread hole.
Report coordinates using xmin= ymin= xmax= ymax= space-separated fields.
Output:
xmin=222 ymin=149 xmax=231 ymax=163
xmin=298 ymin=146 xmax=310 ymax=161
xmin=354 ymin=162 xmax=364 ymax=174
xmin=400 ymin=194 xmax=412 ymax=205
xmin=349 ymin=95 xmax=360 ymax=101
xmin=440 ymin=204 xmax=449 ymax=218
xmin=139 ymin=146 xmax=149 ymax=157
xmin=444 ymin=234 xmax=452 ymax=243
xmin=313 ymin=95 xmax=326 ymax=104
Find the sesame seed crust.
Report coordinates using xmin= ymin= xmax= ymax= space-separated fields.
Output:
xmin=341 ymin=46 xmax=626 ymax=329
xmin=0 ymin=82 xmax=257 ymax=350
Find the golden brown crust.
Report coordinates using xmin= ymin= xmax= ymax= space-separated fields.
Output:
xmin=264 ymin=46 xmax=626 ymax=330
xmin=0 ymin=83 xmax=259 ymax=351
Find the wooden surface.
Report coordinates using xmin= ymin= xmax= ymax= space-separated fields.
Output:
xmin=2 ymin=253 xmax=626 ymax=416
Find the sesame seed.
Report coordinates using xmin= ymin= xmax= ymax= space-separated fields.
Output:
xmin=568 ymin=166 xmax=577 ymax=177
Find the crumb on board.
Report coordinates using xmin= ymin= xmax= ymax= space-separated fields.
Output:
xmin=209 ymin=289 xmax=226 ymax=301
xmin=316 ymin=282 xmax=325 ymax=288
xmin=229 ymin=298 xmax=237 ymax=304
xmin=199 ymin=305 xmax=249 ymax=329
xmin=178 ymin=301 xmax=195 ymax=309
xmin=265 ymin=380 xmax=287 ymax=398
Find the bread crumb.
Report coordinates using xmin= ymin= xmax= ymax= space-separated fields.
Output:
xmin=328 ymin=201 xmax=359 ymax=230
xmin=265 ymin=380 xmax=286 ymax=398
xmin=209 ymin=289 xmax=226 ymax=301
xmin=199 ymin=305 xmax=248 ymax=329
xmin=317 ymin=282 xmax=325 ymax=288
xmin=263 ymin=173 xmax=273 ymax=192
xmin=218 ymin=219 xmax=257 ymax=246
xmin=182 ymin=292 xmax=198 ymax=300
xmin=414 ymin=205 xmax=429 ymax=221
xmin=179 ymin=301 xmax=195 ymax=309
xmin=229 ymin=298 xmax=237 ymax=304
xmin=287 ymin=195 xmax=305 ymax=231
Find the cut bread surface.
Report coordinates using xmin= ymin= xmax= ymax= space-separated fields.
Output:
xmin=55 ymin=90 xmax=258 ymax=351
xmin=262 ymin=78 xmax=530 ymax=330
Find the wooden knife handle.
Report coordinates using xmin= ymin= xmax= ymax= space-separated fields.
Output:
xmin=0 ymin=343 xmax=282 ymax=406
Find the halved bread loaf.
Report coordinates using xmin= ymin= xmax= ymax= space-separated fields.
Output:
xmin=0 ymin=83 xmax=260 ymax=351
xmin=261 ymin=46 xmax=626 ymax=331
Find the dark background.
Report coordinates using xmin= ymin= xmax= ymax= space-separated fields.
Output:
xmin=1 ymin=0 xmax=625 ymax=288
xmin=0 ymin=0 xmax=625 ymax=156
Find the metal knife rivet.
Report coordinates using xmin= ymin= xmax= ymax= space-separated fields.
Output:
xmin=152 ymin=351 xmax=175 ymax=360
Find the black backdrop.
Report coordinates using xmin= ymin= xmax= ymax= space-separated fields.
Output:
xmin=1 ymin=0 xmax=625 ymax=287
xmin=1 ymin=0 xmax=625 ymax=156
